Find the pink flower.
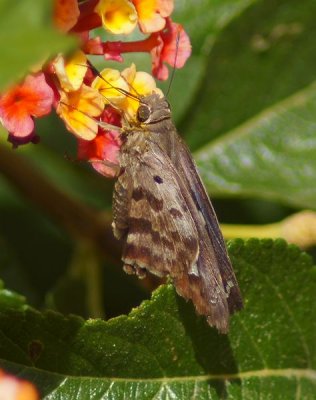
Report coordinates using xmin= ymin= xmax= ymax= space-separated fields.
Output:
xmin=0 ymin=73 xmax=54 ymax=143
xmin=151 ymin=19 xmax=191 ymax=80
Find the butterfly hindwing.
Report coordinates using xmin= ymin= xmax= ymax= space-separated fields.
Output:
xmin=113 ymin=137 xmax=199 ymax=279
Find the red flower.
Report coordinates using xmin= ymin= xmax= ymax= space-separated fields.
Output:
xmin=0 ymin=73 xmax=54 ymax=142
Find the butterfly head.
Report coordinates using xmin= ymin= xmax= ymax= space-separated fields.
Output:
xmin=135 ymin=93 xmax=171 ymax=126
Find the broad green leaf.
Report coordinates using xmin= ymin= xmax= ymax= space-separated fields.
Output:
xmin=195 ymin=82 xmax=316 ymax=209
xmin=0 ymin=239 xmax=315 ymax=399
xmin=0 ymin=0 xmax=76 ymax=90
xmin=175 ymin=0 xmax=256 ymax=50
xmin=181 ymin=0 xmax=316 ymax=150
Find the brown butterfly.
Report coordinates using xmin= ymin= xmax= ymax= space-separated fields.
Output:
xmin=111 ymin=92 xmax=243 ymax=333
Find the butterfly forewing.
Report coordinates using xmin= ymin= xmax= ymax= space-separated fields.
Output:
xmin=175 ymin=137 xmax=243 ymax=314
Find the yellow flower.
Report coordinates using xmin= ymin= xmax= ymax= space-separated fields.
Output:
xmin=121 ymin=63 xmax=163 ymax=119
xmin=91 ymin=64 xmax=162 ymax=122
xmin=57 ymin=85 xmax=104 ymax=140
xmin=53 ymin=51 xmax=88 ymax=92
xmin=94 ymin=0 xmax=138 ymax=34
xmin=92 ymin=68 xmax=130 ymax=105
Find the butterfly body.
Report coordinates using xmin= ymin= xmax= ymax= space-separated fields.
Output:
xmin=112 ymin=93 xmax=242 ymax=333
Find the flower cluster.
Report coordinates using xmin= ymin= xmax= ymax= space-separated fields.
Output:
xmin=0 ymin=369 xmax=39 ymax=400
xmin=0 ymin=0 xmax=191 ymax=176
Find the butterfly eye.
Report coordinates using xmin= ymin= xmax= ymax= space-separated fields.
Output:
xmin=137 ymin=104 xmax=151 ymax=122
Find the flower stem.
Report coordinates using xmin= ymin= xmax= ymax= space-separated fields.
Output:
xmin=222 ymin=210 xmax=316 ymax=249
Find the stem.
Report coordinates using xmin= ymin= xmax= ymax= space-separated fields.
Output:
xmin=222 ymin=210 xmax=316 ymax=249
xmin=222 ymin=223 xmax=282 ymax=241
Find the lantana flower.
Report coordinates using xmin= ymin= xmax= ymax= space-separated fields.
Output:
xmin=0 ymin=0 xmax=191 ymax=151
xmin=0 ymin=73 xmax=54 ymax=144
xmin=77 ymin=64 xmax=162 ymax=175
xmin=0 ymin=370 xmax=39 ymax=400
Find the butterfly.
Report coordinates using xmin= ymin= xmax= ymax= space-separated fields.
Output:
xmin=110 ymin=91 xmax=243 ymax=333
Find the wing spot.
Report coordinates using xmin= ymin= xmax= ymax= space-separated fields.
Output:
xmin=169 ymin=208 xmax=183 ymax=219
xmin=153 ymin=175 xmax=163 ymax=184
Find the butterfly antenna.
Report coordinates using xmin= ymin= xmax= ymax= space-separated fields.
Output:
xmin=166 ymin=28 xmax=181 ymax=98
xmin=120 ymin=73 xmax=141 ymax=98
xmin=83 ymin=61 xmax=141 ymax=102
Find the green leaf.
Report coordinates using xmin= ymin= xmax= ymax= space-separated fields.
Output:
xmin=0 ymin=280 xmax=25 ymax=309
xmin=195 ymin=82 xmax=316 ymax=209
xmin=0 ymin=0 xmax=76 ymax=90
xmin=0 ymin=239 xmax=315 ymax=399
xmin=181 ymin=0 xmax=316 ymax=149
xmin=175 ymin=0 xmax=256 ymax=50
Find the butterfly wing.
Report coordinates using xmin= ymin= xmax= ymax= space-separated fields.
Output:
xmin=174 ymin=135 xmax=243 ymax=315
xmin=113 ymin=137 xmax=199 ymax=279
xmin=113 ymin=135 xmax=234 ymax=332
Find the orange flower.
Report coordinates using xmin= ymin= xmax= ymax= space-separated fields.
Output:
xmin=57 ymin=85 xmax=104 ymax=140
xmin=0 ymin=73 xmax=54 ymax=141
xmin=54 ymin=0 xmax=80 ymax=32
xmin=0 ymin=370 xmax=39 ymax=400
xmin=132 ymin=0 xmax=173 ymax=33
